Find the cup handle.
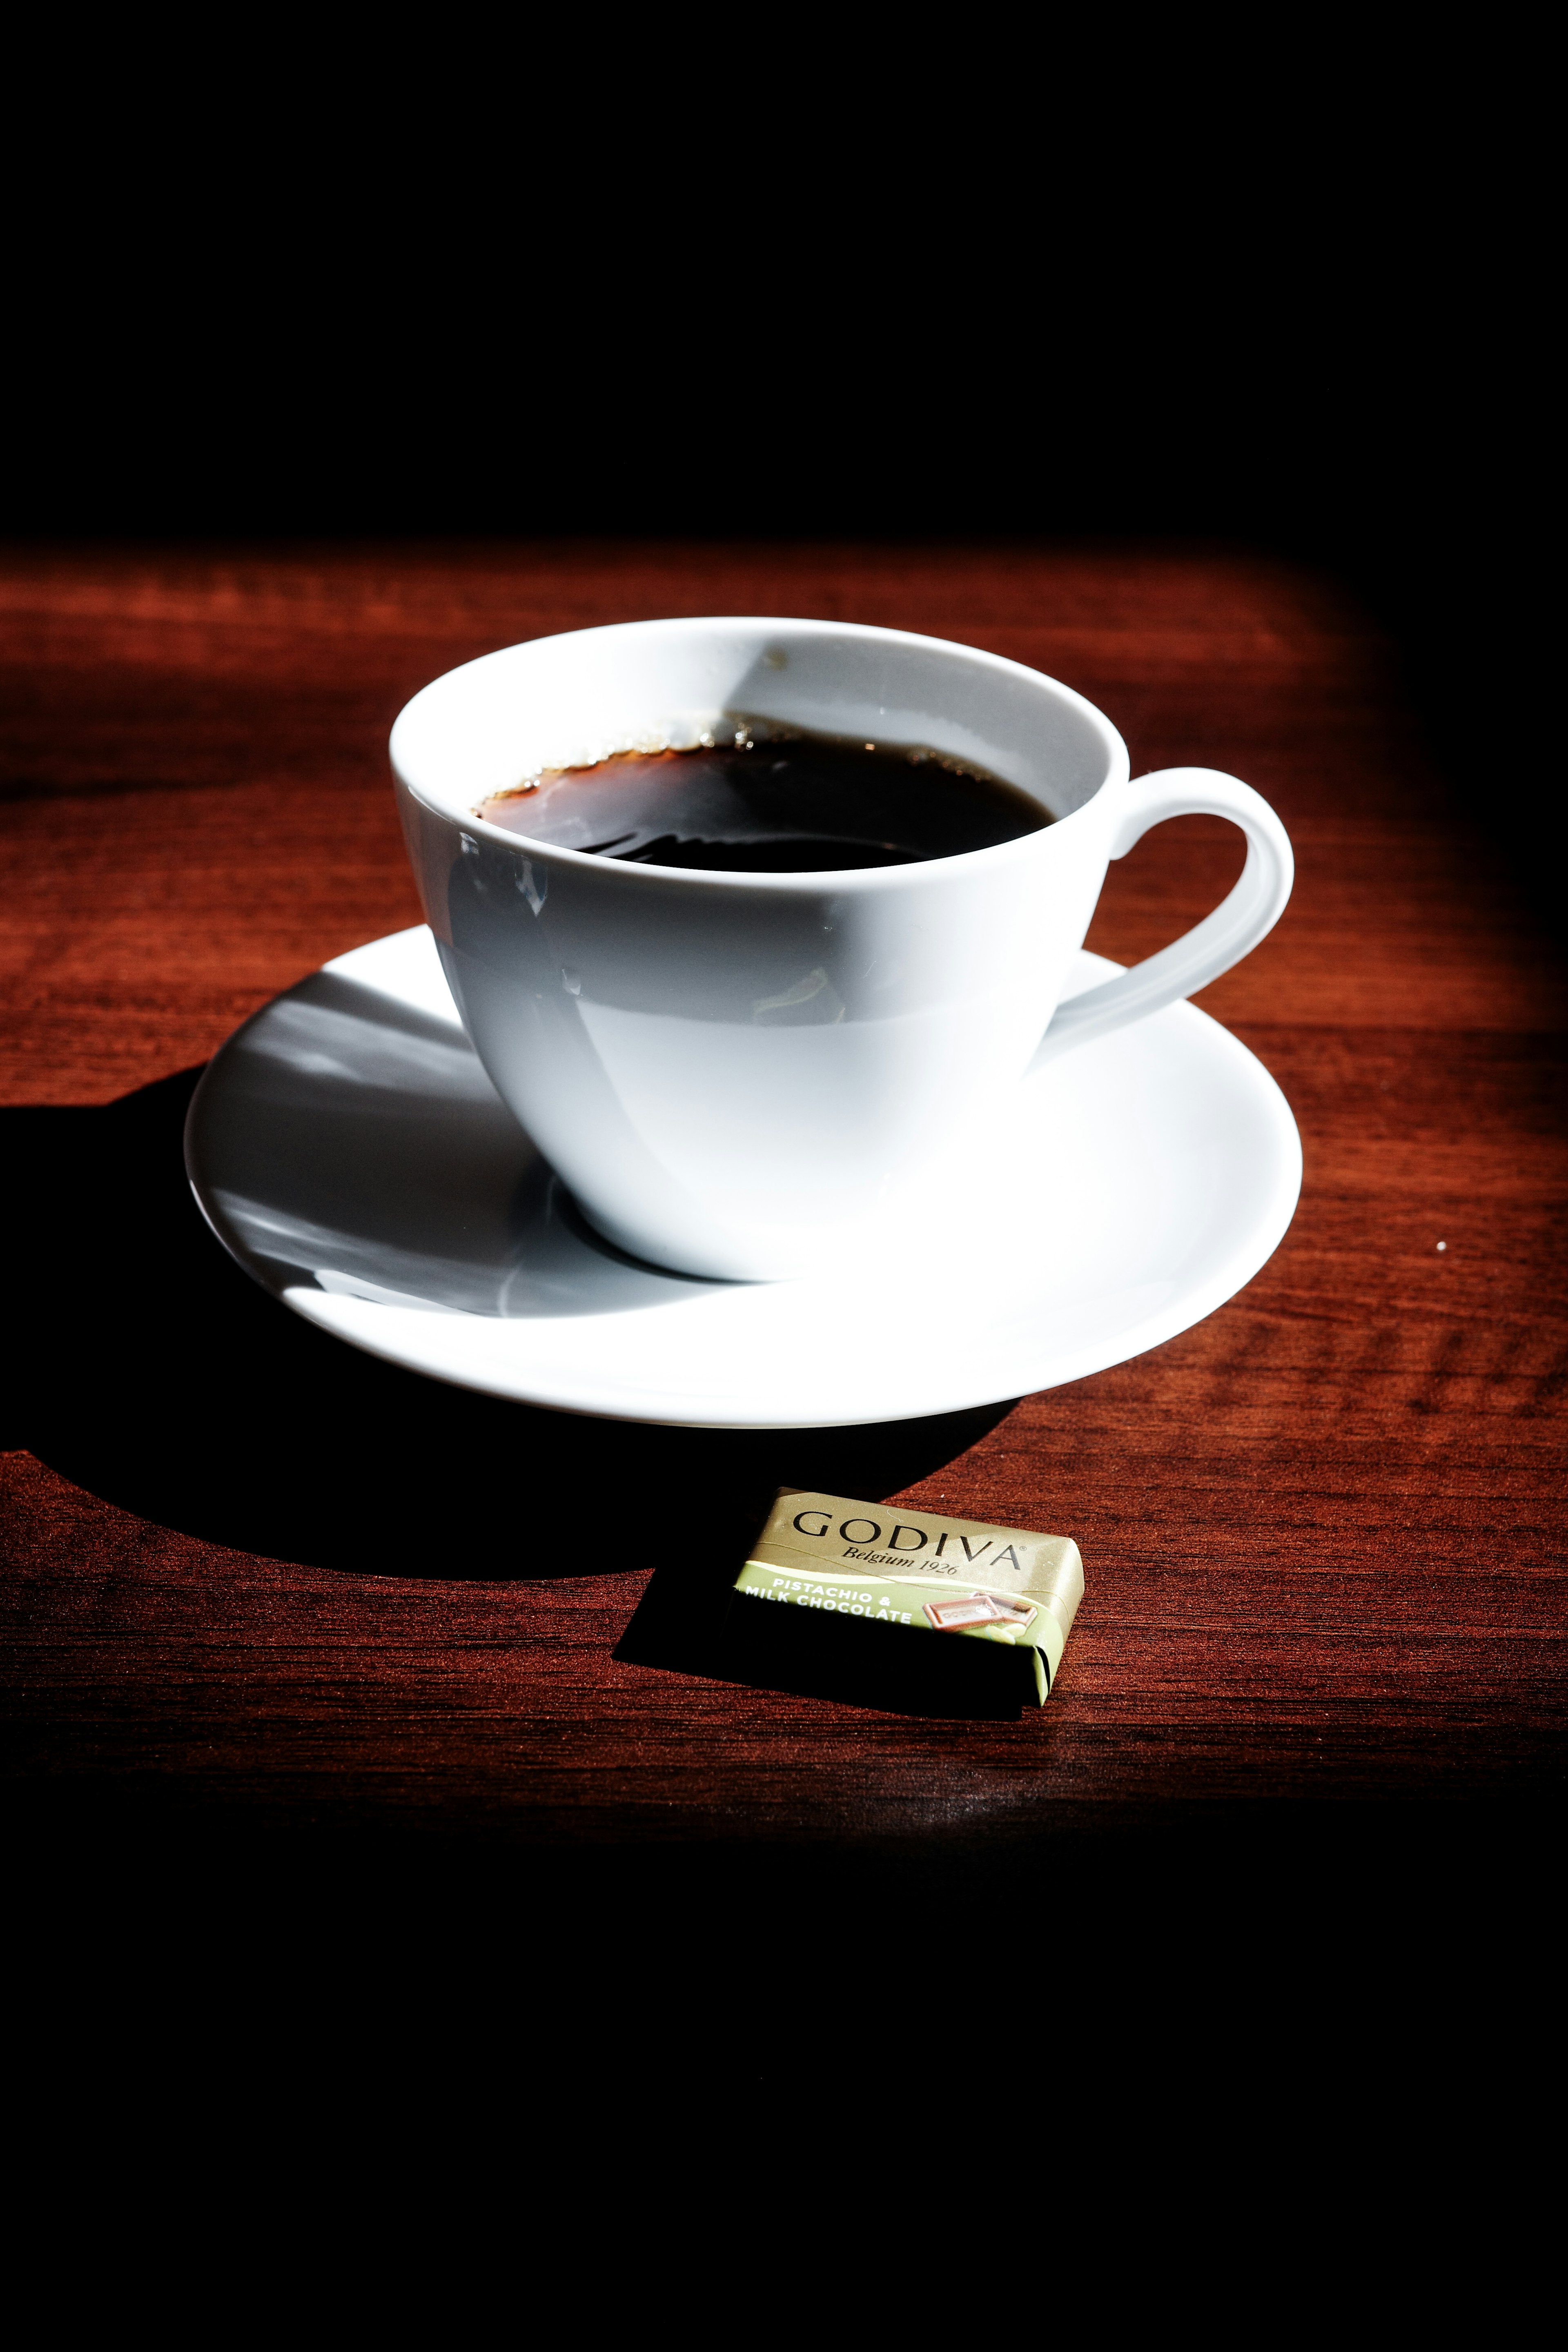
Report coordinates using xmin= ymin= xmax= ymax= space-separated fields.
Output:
xmin=1029 ymin=767 xmax=1294 ymax=1068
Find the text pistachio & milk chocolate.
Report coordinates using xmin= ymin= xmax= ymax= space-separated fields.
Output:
xmin=732 ymin=1488 xmax=1084 ymax=1704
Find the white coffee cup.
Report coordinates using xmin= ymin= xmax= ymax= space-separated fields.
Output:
xmin=391 ymin=617 xmax=1292 ymax=1281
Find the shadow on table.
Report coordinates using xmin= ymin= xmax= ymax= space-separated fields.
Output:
xmin=3 ymin=1070 xmax=1020 ymax=1712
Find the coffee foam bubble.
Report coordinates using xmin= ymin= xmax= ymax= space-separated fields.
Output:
xmin=492 ymin=712 xmax=730 ymax=795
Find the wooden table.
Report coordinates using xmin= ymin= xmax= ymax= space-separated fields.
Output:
xmin=3 ymin=542 xmax=1564 ymax=1921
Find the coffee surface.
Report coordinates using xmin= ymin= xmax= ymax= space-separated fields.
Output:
xmin=478 ymin=737 xmax=1048 ymax=871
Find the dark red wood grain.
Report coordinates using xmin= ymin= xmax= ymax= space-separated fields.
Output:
xmin=3 ymin=542 xmax=1564 ymax=1881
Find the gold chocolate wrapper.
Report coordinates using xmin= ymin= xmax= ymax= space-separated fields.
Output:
xmin=732 ymin=1488 xmax=1084 ymax=1704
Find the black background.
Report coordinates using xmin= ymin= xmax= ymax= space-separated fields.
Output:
xmin=4 ymin=35 xmax=1544 ymax=854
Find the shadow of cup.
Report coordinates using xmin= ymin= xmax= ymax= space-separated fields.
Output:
xmin=6 ymin=1071 xmax=1016 ymax=1715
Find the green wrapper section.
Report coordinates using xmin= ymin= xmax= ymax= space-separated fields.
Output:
xmin=733 ymin=1560 xmax=1067 ymax=1701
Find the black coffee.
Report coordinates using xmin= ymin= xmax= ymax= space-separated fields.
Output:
xmin=478 ymin=733 xmax=1049 ymax=871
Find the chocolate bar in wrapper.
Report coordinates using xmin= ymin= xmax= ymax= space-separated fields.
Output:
xmin=924 ymin=1592 xmax=1009 ymax=1631
xmin=731 ymin=1488 xmax=1084 ymax=1706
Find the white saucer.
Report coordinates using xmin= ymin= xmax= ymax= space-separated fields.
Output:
xmin=185 ymin=926 xmax=1301 ymax=1429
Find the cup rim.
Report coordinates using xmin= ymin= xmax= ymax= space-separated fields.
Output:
xmin=390 ymin=615 xmax=1130 ymax=892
